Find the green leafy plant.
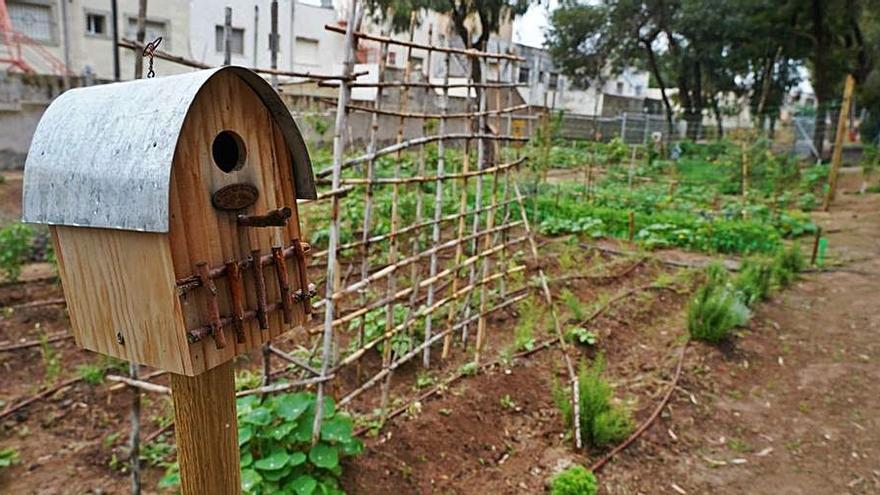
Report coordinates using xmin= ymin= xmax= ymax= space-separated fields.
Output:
xmin=76 ymin=362 xmax=106 ymax=385
xmin=687 ymin=274 xmax=750 ymax=343
xmin=550 ymin=465 xmax=598 ymax=495
xmin=553 ymin=355 xmax=633 ymax=449
xmin=0 ymin=223 xmax=33 ymax=282
xmin=0 ymin=447 xmax=19 ymax=468
xmin=566 ymin=326 xmax=597 ymax=346
xmin=160 ymin=392 xmax=363 ymax=494
xmin=238 ymin=392 xmax=363 ymax=494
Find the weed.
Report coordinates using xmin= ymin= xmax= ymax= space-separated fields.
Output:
xmin=415 ymin=372 xmax=434 ymax=389
xmin=499 ymin=394 xmax=516 ymax=410
xmin=234 ymin=369 xmax=263 ymax=392
xmin=728 ymin=438 xmax=751 ymax=453
xmin=39 ymin=332 xmax=61 ymax=384
xmin=0 ymin=223 xmax=32 ymax=282
xmin=458 ymin=362 xmax=478 ymax=376
xmin=0 ymin=448 xmax=19 ymax=468
xmin=76 ymin=362 xmax=106 ymax=385
xmin=566 ymin=326 xmax=598 ymax=346
xmin=553 ymin=355 xmax=633 ymax=449
xmin=550 ymin=465 xmax=598 ymax=495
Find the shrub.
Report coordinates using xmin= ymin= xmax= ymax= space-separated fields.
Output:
xmin=735 ymin=258 xmax=774 ymax=306
xmin=553 ymin=355 xmax=633 ymax=449
xmin=550 ymin=465 xmax=598 ymax=495
xmin=687 ymin=277 xmax=750 ymax=343
xmin=0 ymin=223 xmax=33 ymax=282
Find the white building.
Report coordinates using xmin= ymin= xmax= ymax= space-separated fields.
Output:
xmin=2 ymin=0 xmax=190 ymax=79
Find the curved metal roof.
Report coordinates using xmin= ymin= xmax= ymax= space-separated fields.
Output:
xmin=22 ymin=66 xmax=316 ymax=233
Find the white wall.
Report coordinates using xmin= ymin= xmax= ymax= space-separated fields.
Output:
xmin=188 ymin=0 xmax=344 ymax=77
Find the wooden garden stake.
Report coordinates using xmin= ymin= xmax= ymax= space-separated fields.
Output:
xmin=823 ymin=74 xmax=856 ymax=211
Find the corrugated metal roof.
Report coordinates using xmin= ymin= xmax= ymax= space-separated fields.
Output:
xmin=22 ymin=66 xmax=316 ymax=233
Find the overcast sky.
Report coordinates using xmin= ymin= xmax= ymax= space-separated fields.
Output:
xmin=512 ymin=2 xmax=557 ymax=48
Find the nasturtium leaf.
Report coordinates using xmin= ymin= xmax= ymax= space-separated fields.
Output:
xmin=308 ymin=443 xmax=339 ymax=469
xmin=287 ymin=474 xmax=317 ymax=495
xmin=242 ymin=407 xmax=272 ymax=426
xmin=254 ymin=450 xmax=291 ymax=471
xmin=241 ymin=468 xmax=262 ymax=493
xmin=275 ymin=392 xmax=312 ymax=421
xmin=240 ymin=450 xmax=253 ymax=468
xmin=320 ymin=396 xmax=336 ymax=419
xmin=293 ymin=413 xmax=315 ymax=443
xmin=238 ymin=426 xmax=253 ymax=446
xmin=341 ymin=437 xmax=364 ymax=456
xmin=261 ymin=465 xmax=292 ymax=482
xmin=236 ymin=395 xmax=260 ymax=414
xmin=289 ymin=451 xmax=307 ymax=467
xmin=266 ymin=421 xmax=295 ymax=440
xmin=320 ymin=417 xmax=352 ymax=443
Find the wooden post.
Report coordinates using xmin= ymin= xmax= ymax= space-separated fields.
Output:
xmin=170 ymin=362 xmax=241 ymax=495
xmin=823 ymin=74 xmax=856 ymax=211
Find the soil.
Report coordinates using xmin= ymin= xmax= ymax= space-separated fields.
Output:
xmin=0 ymin=168 xmax=878 ymax=494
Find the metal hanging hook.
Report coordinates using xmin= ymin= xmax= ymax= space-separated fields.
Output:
xmin=142 ymin=36 xmax=163 ymax=78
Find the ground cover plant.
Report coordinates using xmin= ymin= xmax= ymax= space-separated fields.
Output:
xmin=159 ymin=392 xmax=363 ymax=494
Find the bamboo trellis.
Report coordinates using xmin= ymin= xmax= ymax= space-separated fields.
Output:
xmin=95 ymin=4 xmax=585 ymax=492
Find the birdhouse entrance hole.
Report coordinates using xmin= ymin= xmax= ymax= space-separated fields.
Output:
xmin=212 ymin=130 xmax=246 ymax=173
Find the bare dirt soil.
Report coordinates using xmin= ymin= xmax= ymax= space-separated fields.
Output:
xmin=0 ymin=169 xmax=878 ymax=494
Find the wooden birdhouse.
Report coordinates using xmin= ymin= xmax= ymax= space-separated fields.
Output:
xmin=22 ymin=67 xmax=317 ymax=376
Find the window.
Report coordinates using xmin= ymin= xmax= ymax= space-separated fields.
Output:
xmin=518 ymin=66 xmax=530 ymax=84
xmin=634 ymin=84 xmax=643 ymax=96
xmin=8 ymin=2 xmax=54 ymax=42
xmin=85 ymin=13 xmax=107 ymax=36
xmin=387 ymin=51 xmax=397 ymax=67
xmin=549 ymin=73 xmax=559 ymax=90
xmin=616 ymin=81 xmax=624 ymax=94
xmin=215 ymin=25 xmax=245 ymax=54
xmin=295 ymin=37 xmax=319 ymax=66
xmin=127 ymin=18 xmax=168 ymax=48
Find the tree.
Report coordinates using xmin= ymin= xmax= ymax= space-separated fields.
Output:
xmin=364 ymin=0 xmax=532 ymax=84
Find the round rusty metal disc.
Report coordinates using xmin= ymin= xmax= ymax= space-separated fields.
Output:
xmin=212 ymin=183 xmax=259 ymax=211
